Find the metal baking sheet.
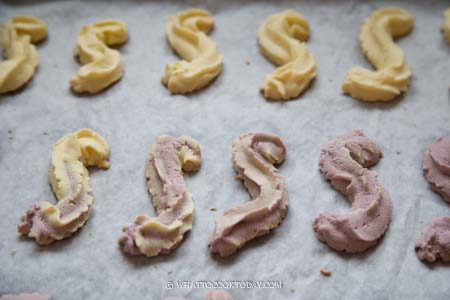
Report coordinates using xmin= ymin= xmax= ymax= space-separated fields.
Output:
xmin=1 ymin=0 xmax=449 ymax=299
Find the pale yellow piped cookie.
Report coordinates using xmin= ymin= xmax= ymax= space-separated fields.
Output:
xmin=162 ymin=9 xmax=223 ymax=94
xmin=70 ymin=19 xmax=128 ymax=94
xmin=17 ymin=129 xmax=110 ymax=245
xmin=342 ymin=7 xmax=414 ymax=102
xmin=443 ymin=9 xmax=450 ymax=44
xmin=0 ymin=16 xmax=47 ymax=94
xmin=258 ymin=10 xmax=316 ymax=101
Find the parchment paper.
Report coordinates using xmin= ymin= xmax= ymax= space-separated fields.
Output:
xmin=0 ymin=0 xmax=449 ymax=299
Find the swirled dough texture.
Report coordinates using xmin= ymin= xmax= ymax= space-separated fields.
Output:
xmin=17 ymin=129 xmax=110 ymax=245
xmin=163 ymin=290 xmax=233 ymax=300
xmin=209 ymin=132 xmax=288 ymax=257
xmin=415 ymin=137 xmax=450 ymax=262
xmin=162 ymin=9 xmax=223 ymax=94
xmin=443 ymin=9 xmax=450 ymax=44
xmin=70 ymin=19 xmax=128 ymax=93
xmin=314 ymin=130 xmax=392 ymax=253
xmin=119 ymin=135 xmax=201 ymax=257
xmin=342 ymin=7 xmax=414 ymax=102
xmin=258 ymin=10 xmax=316 ymax=100
xmin=0 ymin=16 xmax=47 ymax=93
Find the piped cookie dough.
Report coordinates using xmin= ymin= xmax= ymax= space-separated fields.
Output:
xmin=119 ymin=135 xmax=201 ymax=257
xmin=423 ymin=137 xmax=450 ymax=202
xmin=258 ymin=10 xmax=316 ymax=100
xmin=443 ymin=9 xmax=450 ymax=44
xmin=209 ymin=132 xmax=288 ymax=257
xmin=162 ymin=9 xmax=223 ymax=94
xmin=163 ymin=290 xmax=233 ymax=300
xmin=416 ymin=217 xmax=450 ymax=262
xmin=0 ymin=16 xmax=48 ymax=93
xmin=70 ymin=19 xmax=128 ymax=93
xmin=314 ymin=130 xmax=392 ymax=253
xmin=416 ymin=137 xmax=450 ymax=262
xmin=342 ymin=7 xmax=414 ymax=102
xmin=17 ymin=129 xmax=110 ymax=245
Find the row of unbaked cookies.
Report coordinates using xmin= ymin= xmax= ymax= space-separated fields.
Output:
xmin=0 ymin=289 xmax=234 ymax=300
xmin=1 ymin=7 xmax=449 ymax=101
xmin=17 ymin=128 xmax=450 ymax=263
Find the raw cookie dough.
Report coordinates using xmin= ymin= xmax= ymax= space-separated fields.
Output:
xmin=415 ymin=137 xmax=450 ymax=262
xmin=17 ymin=129 xmax=110 ymax=245
xmin=313 ymin=130 xmax=392 ymax=253
xmin=416 ymin=217 xmax=450 ymax=263
xmin=258 ymin=10 xmax=316 ymax=100
xmin=119 ymin=135 xmax=201 ymax=257
xmin=0 ymin=16 xmax=47 ymax=93
xmin=342 ymin=7 xmax=414 ymax=102
xmin=209 ymin=132 xmax=288 ymax=257
xmin=443 ymin=9 xmax=450 ymax=43
xmin=70 ymin=19 xmax=128 ymax=93
xmin=161 ymin=9 xmax=223 ymax=94
xmin=163 ymin=290 xmax=233 ymax=300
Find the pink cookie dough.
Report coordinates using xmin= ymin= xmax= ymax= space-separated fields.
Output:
xmin=422 ymin=137 xmax=450 ymax=202
xmin=163 ymin=290 xmax=233 ymax=300
xmin=416 ymin=137 xmax=450 ymax=262
xmin=209 ymin=132 xmax=288 ymax=257
xmin=313 ymin=130 xmax=392 ymax=253
xmin=119 ymin=135 xmax=201 ymax=257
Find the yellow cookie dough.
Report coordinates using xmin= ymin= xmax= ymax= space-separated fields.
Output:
xmin=258 ymin=10 xmax=316 ymax=101
xmin=119 ymin=135 xmax=201 ymax=257
xmin=0 ymin=16 xmax=48 ymax=94
xmin=443 ymin=9 xmax=450 ymax=44
xmin=162 ymin=9 xmax=223 ymax=94
xmin=70 ymin=19 xmax=128 ymax=94
xmin=342 ymin=7 xmax=414 ymax=102
xmin=17 ymin=129 xmax=110 ymax=245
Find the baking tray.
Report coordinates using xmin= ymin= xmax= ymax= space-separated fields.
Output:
xmin=0 ymin=0 xmax=449 ymax=299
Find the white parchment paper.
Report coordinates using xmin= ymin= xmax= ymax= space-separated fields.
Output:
xmin=0 ymin=0 xmax=449 ymax=299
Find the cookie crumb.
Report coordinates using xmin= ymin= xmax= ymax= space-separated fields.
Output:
xmin=210 ymin=208 xmax=217 ymax=212
xmin=320 ymin=269 xmax=332 ymax=276
xmin=245 ymin=60 xmax=251 ymax=65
